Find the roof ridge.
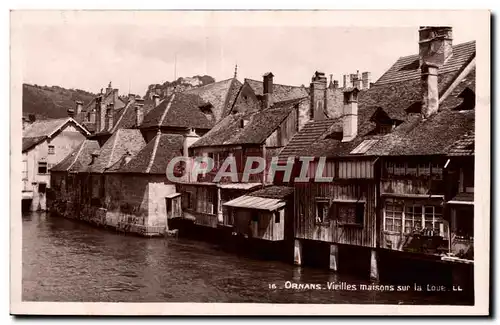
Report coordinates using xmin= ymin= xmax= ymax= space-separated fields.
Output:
xmin=110 ymin=99 xmax=132 ymax=133
xmin=66 ymin=141 xmax=86 ymax=171
xmin=106 ymin=129 xmax=120 ymax=169
xmin=145 ymin=133 xmax=162 ymax=174
xmin=185 ymin=78 xmax=233 ymax=92
xmin=158 ymin=94 xmax=176 ymax=127
xmin=395 ymin=40 xmax=476 ymax=61
xmin=244 ymin=78 xmax=303 ymax=89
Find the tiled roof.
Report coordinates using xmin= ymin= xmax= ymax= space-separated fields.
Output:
xmin=245 ymin=78 xmax=309 ymax=104
xmin=22 ymin=117 xmax=89 ymax=152
xmin=116 ymin=132 xmax=184 ymax=174
xmin=191 ymin=104 xmax=295 ymax=148
xmin=248 ymin=186 xmax=294 ymax=199
xmin=88 ymin=129 xmax=146 ymax=173
xmin=376 ymin=41 xmax=475 ymax=85
xmin=440 ymin=67 xmax=476 ymax=111
xmin=449 ymin=192 xmax=474 ymax=203
xmin=22 ymin=136 xmax=47 ymax=152
xmin=184 ymin=78 xmax=242 ymax=121
xmin=140 ymin=92 xmax=215 ymax=130
xmin=446 ymin=130 xmax=475 ymax=156
xmin=278 ymin=118 xmax=343 ymax=159
xmin=279 ymin=42 xmax=476 ymax=159
xmin=51 ymin=140 xmax=100 ymax=172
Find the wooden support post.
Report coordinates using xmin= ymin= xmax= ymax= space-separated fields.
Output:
xmin=294 ymin=239 xmax=302 ymax=266
xmin=370 ymin=249 xmax=379 ymax=281
xmin=216 ymin=187 xmax=223 ymax=224
xmin=329 ymin=244 xmax=339 ymax=271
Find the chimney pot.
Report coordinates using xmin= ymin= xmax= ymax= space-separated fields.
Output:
xmin=342 ymin=88 xmax=359 ymax=142
xmin=361 ymin=72 xmax=371 ymax=90
xmin=153 ymin=94 xmax=160 ymax=107
xmin=75 ymin=101 xmax=83 ymax=116
xmin=263 ymin=72 xmax=274 ymax=109
xmin=419 ymin=27 xmax=452 ymax=118
xmin=310 ymin=71 xmax=328 ymax=121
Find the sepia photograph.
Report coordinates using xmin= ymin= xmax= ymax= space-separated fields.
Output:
xmin=10 ymin=10 xmax=490 ymax=316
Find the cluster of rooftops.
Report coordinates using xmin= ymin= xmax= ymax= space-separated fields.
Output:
xmin=24 ymin=28 xmax=475 ymax=178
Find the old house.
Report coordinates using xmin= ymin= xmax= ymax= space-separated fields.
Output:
xmin=74 ymin=82 xmax=127 ymax=135
xmin=178 ymin=72 xmax=310 ymax=242
xmin=22 ymin=116 xmax=90 ymax=211
xmin=279 ymin=26 xmax=475 ymax=278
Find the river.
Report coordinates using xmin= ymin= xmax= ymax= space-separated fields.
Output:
xmin=22 ymin=212 xmax=473 ymax=304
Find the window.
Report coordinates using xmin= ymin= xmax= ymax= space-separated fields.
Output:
xmin=394 ymin=163 xmax=405 ymax=176
xmin=406 ymin=162 xmax=417 ymax=176
xmin=431 ymin=163 xmax=442 ymax=179
xmin=38 ymin=183 xmax=47 ymax=193
xmin=379 ymin=124 xmax=393 ymax=135
xmin=455 ymin=207 xmax=474 ymax=239
xmin=182 ymin=191 xmax=192 ymax=210
xmin=38 ymin=162 xmax=48 ymax=174
xmin=418 ymin=163 xmax=430 ymax=176
xmin=315 ymin=198 xmax=330 ymax=223
xmin=385 ymin=199 xmax=403 ymax=232
xmin=252 ymin=212 xmax=259 ymax=222
xmin=424 ymin=205 xmax=443 ymax=234
xmin=384 ymin=200 xmax=444 ymax=236
xmin=274 ymin=211 xmax=281 ymax=223
xmin=48 ymin=145 xmax=55 ymax=155
xmin=404 ymin=205 xmax=422 ymax=233
xmin=22 ymin=159 xmax=28 ymax=180
xmin=385 ymin=161 xmax=394 ymax=176
xmin=336 ymin=203 xmax=364 ymax=226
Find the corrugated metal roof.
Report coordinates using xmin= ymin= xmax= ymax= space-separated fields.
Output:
xmin=350 ymin=139 xmax=379 ymax=155
xmin=218 ymin=183 xmax=262 ymax=190
xmin=223 ymin=195 xmax=286 ymax=211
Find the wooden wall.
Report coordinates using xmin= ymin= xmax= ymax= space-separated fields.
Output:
xmin=294 ymin=181 xmax=377 ymax=248
xmin=306 ymin=160 xmax=374 ymax=180
xmin=265 ymin=107 xmax=298 ymax=148
xmin=230 ymin=208 xmax=285 ymax=241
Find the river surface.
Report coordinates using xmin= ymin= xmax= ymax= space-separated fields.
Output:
xmin=22 ymin=212 xmax=472 ymax=304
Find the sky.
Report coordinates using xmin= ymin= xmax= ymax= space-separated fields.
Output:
xmin=16 ymin=12 xmax=478 ymax=97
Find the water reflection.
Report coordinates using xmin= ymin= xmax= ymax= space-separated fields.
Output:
xmin=22 ymin=212 xmax=472 ymax=304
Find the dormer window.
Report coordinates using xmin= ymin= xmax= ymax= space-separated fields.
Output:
xmin=199 ymin=103 xmax=214 ymax=121
xmin=399 ymin=59 xmax=420 ymax=71
xmin=378 ymin=123 xmax=395 ymax=135
xmin=454 ymin=87 xmax=475 ymax=111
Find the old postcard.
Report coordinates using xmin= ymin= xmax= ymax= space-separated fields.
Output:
xmin=10 ymin=10 xmax=490 ymax=315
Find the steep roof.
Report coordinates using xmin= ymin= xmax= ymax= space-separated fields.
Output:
xmin=376 ymin=41 xmax=476 ymax=85
xmin=245 ymin=78 xmax=309 ymax=104
xmin=191 ymin=103 xmax=296 ymax=148
xmin=140 ymin=92 xmax=216 ymax=130
xmin=184 ymin=78 xmax=242 ymax=121
xmin=115 ymin=132 xmax=184 ymax=174
xmin=87 ymin=129 xmax=146 ymax=173
xmin=76 ymin=87 xmax=126 ymax=129
xmin=248 ymin=186 xmax=294 ymax=200
xmin=446 ymin=131 xmax=475 ymax=156
xmin=279 ymin=41 xmax=476 ymax=159
xmin=22 ymin=117 xmax=90 ymax=152
xmin=51 ymin=140 xmax=100 ymax=172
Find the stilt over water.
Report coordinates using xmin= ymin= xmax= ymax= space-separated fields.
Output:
xmin=370 ymin=249 xmax=379 ymax=281
xmin=294 ymin=239 xmax=302 ymax=266
xmin=329 ymin=244 xmax=339 ymax=271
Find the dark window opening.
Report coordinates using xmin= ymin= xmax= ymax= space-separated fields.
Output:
xmin=48 ymin=145 xmax=55 ymax=155
xmin=455 ymin=207 xmax=474 ymax=239
xmin=38 ymin=183 xmax=47 ymax=193
xmin=455 ymin=87 xmax=476 ymax=111
xmin=182 ymin=191 xmax=192 ymax=210
xmin=316 ymin=199 xmax=330 ymax=223
xmin=38 ymin=162 xmax=48 ymax=174
xmin=274 ymin=211 xmax=280 ymax=223
xmin=399 ymin=59 xmax=420 ymax=71
xmin=252 ymin=212 xmax=259 ymax=222
xmin=336 ymin=203 xmax=364 ymax=226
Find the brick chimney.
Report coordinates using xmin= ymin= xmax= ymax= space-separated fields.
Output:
xmin=135 ymin=98 xmax=145 ymax=127
xmin=75 ymin=101 xmax=83 ymax=116
xmin=105 ymin=103 xmax=114 ymax=131
xmin=419 ymin=26 xmax=453 ymax=118
xmin=310 ymin=71 xmax=328 ymax=120
xmin=153 ymin=94 xmax=160 ymax=107
xmin=263 ymin=72 xmax=274 ymax=109
xmin=343 ymin=74 xmax=352 ymax=89
xmin=342 ymin=87 xmax=359 ymax=142
xmin=95 ymin=95 xmax=104 ymax=132
xmin=361 ymin=72 xmax=371 ymax=90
